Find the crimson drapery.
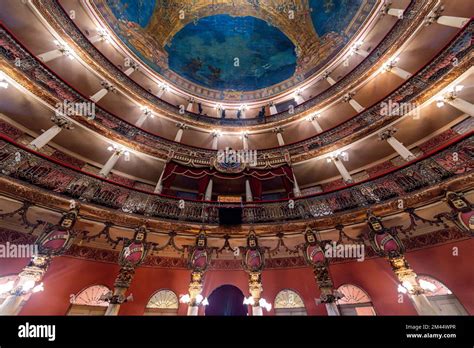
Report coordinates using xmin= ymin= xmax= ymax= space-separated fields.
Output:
xmin=161 ymin=161 xmax=295 ymax=199
xmin=249 ymin=175 xmax=262 ymax=201
xmin=197 ymin=175 xmax=211 ymax=200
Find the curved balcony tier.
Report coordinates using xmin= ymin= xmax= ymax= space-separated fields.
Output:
xmin=1 ymin=22 xmax=472 ymax=168
xmin=0 ymin=133 xmax=471 ymax=227
xmin=26 ymin=0 xmax=437 ymax=128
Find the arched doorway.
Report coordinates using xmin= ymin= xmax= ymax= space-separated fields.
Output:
xmin=205 ymin=285 xmax=247 ymax=316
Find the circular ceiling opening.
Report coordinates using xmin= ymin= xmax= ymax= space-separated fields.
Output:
xmin=165 ymin=14 xmax=297 ymax=92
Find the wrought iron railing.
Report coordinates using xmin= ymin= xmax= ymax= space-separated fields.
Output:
xmin=0 ymin=135 xmax=471 ymax=224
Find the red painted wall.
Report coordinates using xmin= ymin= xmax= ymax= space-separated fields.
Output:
xmin=1 ymin=239 xmax=472 ymax=315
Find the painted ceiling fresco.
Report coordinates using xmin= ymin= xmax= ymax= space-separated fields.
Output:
xmin=166 ymin=14 xmax=297 ymax=91
xmin=97 ymin=0 xmax=376 ymax=98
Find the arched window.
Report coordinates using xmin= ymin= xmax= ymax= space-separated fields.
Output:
xmin=145 ymin=289 xmax=179 ymax=316
xmin=418 ymin=275 xmax=467 ymax=315
xmin=336 ymin=284 xmax=376 ymax=316
xmin=67 ymin=285 xmax=110 ymax=316
xmin=274 ymin=289 xmax=307 ymax=316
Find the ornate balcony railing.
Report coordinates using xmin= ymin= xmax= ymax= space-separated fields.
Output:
xmin=0 ymin=134 xmax=472 ymax=224
xmin=0 ymin=20 xmax=471 ymax=167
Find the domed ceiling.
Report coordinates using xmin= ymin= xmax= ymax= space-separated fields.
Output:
xmin=97 ymin=0 xmax=377 ymax=100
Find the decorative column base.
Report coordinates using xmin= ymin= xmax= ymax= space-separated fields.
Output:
xmin=105 ymin=266 xmax=135 ymax=316
xmin=389 ymin=256 xmax=437 ymax=315
xmin=0 ymin=295 xmax=24 ymax=315
xmin=325 ymin=302 xmax=341 ymax=316
xmin=252 ymin=306 xmax=263 ymax=316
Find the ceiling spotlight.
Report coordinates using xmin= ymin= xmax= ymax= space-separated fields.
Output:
xmin=107 ymin=145 xmax=114 ymax=151
xmin=158 ymin=82 xmax=169 ymax=90
xmin=97 ymin=27 xmax=111 ymax=43
xmin=124 ymin=151 xmax=130 ymax=162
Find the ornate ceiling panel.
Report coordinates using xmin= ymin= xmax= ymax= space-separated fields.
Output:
xmin=95 ymin=0 xmax=377 ymax=100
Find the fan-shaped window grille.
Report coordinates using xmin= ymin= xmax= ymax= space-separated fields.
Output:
xmin=418 ymin=275 xmax=467 ymax=315
xmin=274 ymin=289 xmax=307 ymax=316
xmin=145 ymin=289 xmax=179 ymax=316
xmin=336 ymin=284 xmax=376 ymax=316
xmin=67 ymin=285 xmax=110 ymax=316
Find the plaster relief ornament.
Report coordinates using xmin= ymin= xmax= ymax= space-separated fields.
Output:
xmin=444 ymin=191 xmax=473 ymax=235
xmin=242 ymin=230 xmax=265 ymax=273
xmin=367 ymin=213 xmax=405 ymax=257
xmin=35 ymin=200 xmax=79 ymax=256
xmin=119 ymin=225 xmax=148 ymax=267
xmin=302 ymin=227 xmax=326 ymax=267
xmin=188 ymin=230 xmax=211 ymax=273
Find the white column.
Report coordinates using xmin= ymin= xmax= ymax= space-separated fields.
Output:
xmin=331 ymin=158 xmax=353 ymax=183
xmin=28 ymin=125 xmax=62 ymax=150
xmin=410 ymin=294 xmax=437 ymax=315
xmin=37 ymin=49 xmax=64 ymax=63
xmin=390 ymin=66 xmax=412 ymax=80
xmin=344 ymin=94 xmax=364 ymax=112
xmin=135 ymin=109 xmax=151 ymax=127
xmin=446 ymin=98 xmax=474 ymax=116
xmin=325 ymin=303 xmax=341 ymax=316
xmin=124 ymin=67 xmax=135 ymax=76
xmin=187 ymin=306 xmax=199 ymax=316
xmin=90 ymin=88 xmax=108 ymax=102
xmin=211 ymin=134 xmax=219 ymax=150
xmin=124 ymin=62 xmax=139 ymax=76
xmin=292 ymin=173 xmax=301 ymax=197
xmin=436 ymin=16 xmax=469 ymax=28
xmin=269 ymin=104 xmax=277 ymax=115
xmin=349 ymin=99 xmax=364 ymax=112
xmin=242 ymin=134 xmax=249 ymax=150
xmin=186 ymin=100 xmax=194 ymax=112
xmin=309 ymin=117 xmax=323 ymax=133
xmin=175 ymin=129 xmax=184 ymax=142
xmin=0 ymin=294 xmax=24 ymax=315
xmin=387 ymin=137 xmax=415 ymax=161
xmin=387 ymin=8 xmax=404 ymax=18
xmin=274 ymin=128 xmax=285 ymax=146
xmin=252 ymin=306 xmax=263 ymax=316
xmin=245 ymin=179 xmax=253 ymax=202
xmin=324 ymin=74 xmax=336 ymax=85
xmin=204 ymin=179 xmax=213 ymax=201
xmin=294 ymin=94 xmax=305 ymax=105
xmin=104 ymin=288 xmax=127 ymax=316
xmin=90 ymin=81 xmax=115 ymax=103
xmin=99 ymin=150 xmax=122 ymax=177
xmin=379 ymin=129 xmax=415 ymax=161
xmin=154 ymin=168 xmax=165 ymax=194
xmin=354 ymin=49 xmax=370 ymax=58
xmin=174 ymin=124 xmax=186 ymax=142
xmin=157 ymin=85 xmax=168 ymax=98
xmin=216 ymin=106 xmax=223 ymax=118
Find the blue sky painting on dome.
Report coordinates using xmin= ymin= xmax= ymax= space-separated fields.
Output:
xmin=105 ymin=0 xmax=155 ymax=27
xmin=101 ymin=0 xmax=375 ymax=96
xmin=309 ymin=0 xmax=364 ymax=37
xmin=165 ymin=15 xmax=297 ymax=91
